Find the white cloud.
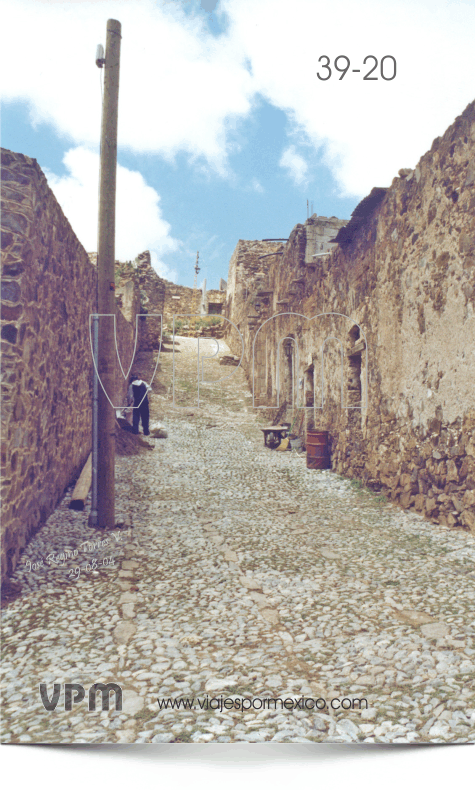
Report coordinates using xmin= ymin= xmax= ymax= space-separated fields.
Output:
xmin=150 ymin=251 xmax=178 ymax=283
xmin=1 ymin=0 xmax=475 ymax=197
xmin=44 ymin=147 xmax=179 ymax=280
xmin=279 ymin=145 xmax=308 ymax=186
xmin=250 ymin=177 xmax=264 ymax=193
xmin=222 ymin=0 xmax=475 ymax=196
xmin=0 ymin=0 xmax=253 ymax=175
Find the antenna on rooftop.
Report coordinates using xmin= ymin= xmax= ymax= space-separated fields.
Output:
xmin=193 ymin=251 xmax=200 ymax=291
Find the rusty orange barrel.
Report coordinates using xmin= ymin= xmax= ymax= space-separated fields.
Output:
xmin=306 ymin=430 xmax=331 ymax=469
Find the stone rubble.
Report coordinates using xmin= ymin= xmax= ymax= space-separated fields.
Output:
xmin=1 ymin=337 xmax=474 ymax=744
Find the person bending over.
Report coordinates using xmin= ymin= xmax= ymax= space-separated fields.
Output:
xmin=127 ymin=374 xmax=152 ymax=435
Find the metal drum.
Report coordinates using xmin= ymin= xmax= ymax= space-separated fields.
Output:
xmin=306 ymin=430 xmax=331 ymax=469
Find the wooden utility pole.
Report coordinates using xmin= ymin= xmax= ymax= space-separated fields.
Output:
xmin=96 ymin=18 xmax=121 ymax=528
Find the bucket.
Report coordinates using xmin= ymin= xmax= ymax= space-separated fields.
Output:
xmin=306 ymin=430 xmax=330 ymax=469
xmin=290 ymin=437 xmax=303 ymax=451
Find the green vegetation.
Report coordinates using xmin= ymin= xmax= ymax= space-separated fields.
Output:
xmin=348 ymin=477 xmax=388 ymax=506
xmin=114 ymin=261 xmax=134 ymax=284
xmin=133 ymin=707 xmax=156 ymax=723
xmin=175 ymin=732 xmax=193 ymax=742
xmin=167 ymin=316 xmax=223 ymax=334
xmin=177 ymin=379 xmax=196 ymax=393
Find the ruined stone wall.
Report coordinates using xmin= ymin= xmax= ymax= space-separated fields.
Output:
xmin=161 ymin=279 xmax=201 ymax=329
xmin=304 ymin=214 xmax=348 ymax=262
xmin=225 ymin=239 xmax=286 ymax=367
xmin=225 ymin=239 xmax=284 ymax=316
xmin=226 ymin=100 xmax=475 ymax=533
xmin=134 ymin=251 xmax=226 ymax=340
xmin=225 ymin=223 xmax=348 ymax=374
xmin=203 ymin=288 xmax=226 ymax=315
xmin=114 ymin=260 xmax=142 ymax=390
xmin=134 ymin=251 xmax=202 ymax=343
xmin=88 ymin=255 xmax=142 ymax=400
xmin=1 ymin=149 xmax=136 ymax=579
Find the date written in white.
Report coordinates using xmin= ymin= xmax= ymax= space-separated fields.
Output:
xmin=66 ymin=556 xmax=116 ymax=579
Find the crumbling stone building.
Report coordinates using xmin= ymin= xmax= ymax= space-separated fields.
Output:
xmin=128 ymin=251 xmax=225 ymax=346
xmin=225 ymin=100 xmax=475 ymax=533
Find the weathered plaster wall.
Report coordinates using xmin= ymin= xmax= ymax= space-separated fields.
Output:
xmin=1 ymin=149 xmax=136 ymax=579
xmin=226 ymin=101 xmax=475 ymax=533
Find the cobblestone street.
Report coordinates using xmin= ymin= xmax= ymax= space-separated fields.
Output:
xmin=2 ymin=338 xmax=475 ymax=744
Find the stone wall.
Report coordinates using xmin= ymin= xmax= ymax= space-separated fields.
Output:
xmin=304 ymin=214 xmax=348 ymax=262
xmin=114 ymin=260 xmax=142 ymax=390
xmin=1 ymin=149 xmax=136 ymax=579
xmin=134 ymin=250 xmax=200 ymax=340
xmin=225 ymin=239 xmax=287 ymax=367
xmin=203 ymin=288 xmax=226 ymax=316
xmin=225 ymin=239 xmax=284 ymax=318
xmin=225 ymin=100 xmax=475 ymax=533
xmin=225 ymin=222 xmax=349 ymax=374
xmin=88 ymin=254 xmax=142 ymax=403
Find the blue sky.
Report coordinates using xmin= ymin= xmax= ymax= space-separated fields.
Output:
xmin=1 ymin=0 xmax=475 ymax=288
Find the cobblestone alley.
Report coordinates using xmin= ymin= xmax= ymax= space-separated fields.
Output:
xmin=2 ymin=337 xmax=475 ymax=744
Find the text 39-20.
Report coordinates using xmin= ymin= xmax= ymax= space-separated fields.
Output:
xmin=317 ymin=56 xmax=396 ymax=81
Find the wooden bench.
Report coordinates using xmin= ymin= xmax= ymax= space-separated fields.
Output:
xmin=260 ymin=425 xmax=289 ymax=448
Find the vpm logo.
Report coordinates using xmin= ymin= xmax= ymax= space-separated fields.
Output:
xmin=89 ymin=312 xmax=245 ymax=410
xmin=40 ymin=682 xmax=122 ymax=711
xmin=90 ymin=310 xmax=369 ymax=412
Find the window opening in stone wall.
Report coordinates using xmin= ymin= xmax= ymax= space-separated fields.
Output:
xmin=267 ymin=345 xmax=273 ymax=401
xmin=304 ymin=363 xmax=314 ymax=407
xmin=347 ymin=353 xmax=362 ymax=406
xmin=284 ymin=338 xmax=297 ymax=408
xmin=276 ymin=336 xmax=299 ymax=408
xmin=208 ymin=303 xmax=223 ymax=315
xmin=349 ymin=324 xmax=360 ymax=343
xmin=347 ymin=325 xmax=362 ymax=407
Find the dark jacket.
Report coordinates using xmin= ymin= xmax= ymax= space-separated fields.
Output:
xmin=127 ymin=379 xmax=151 ymax=406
